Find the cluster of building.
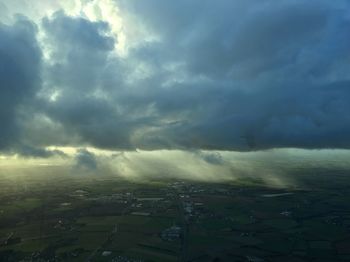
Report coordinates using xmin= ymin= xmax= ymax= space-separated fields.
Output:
xmin=111 ymin=255 xmax=144 ymax=262
xmin=161 ymin=225 xmax=181 ymax=241
xmin=88 ymin=192 xmax=133 ymax=204
xmin=246 ymin=255 xmax=265 ymax=262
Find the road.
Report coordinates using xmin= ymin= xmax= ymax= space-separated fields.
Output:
xmin=85 ymin=224 xmax=118 ymax=262
xmin=177 ymin=196 xmax=189 ymax=262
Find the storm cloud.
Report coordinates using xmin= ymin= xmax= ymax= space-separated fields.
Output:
xmin=0 ymin=0 xmax=350 ymax=155
xmin=0 ymin=16 xmax=41 ymax=150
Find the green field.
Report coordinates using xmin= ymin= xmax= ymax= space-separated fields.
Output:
xmin=1 ymin=170 xmax=350 ymax=261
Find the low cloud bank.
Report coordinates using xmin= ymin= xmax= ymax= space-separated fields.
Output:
xmin=1 ymin=148 xmax=349 ymax=188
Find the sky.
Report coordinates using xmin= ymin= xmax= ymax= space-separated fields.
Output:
xmin=0 ymin=0 xmax=350 ymax=179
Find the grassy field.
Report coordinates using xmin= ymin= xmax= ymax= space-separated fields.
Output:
xmin=0 ymin=170 xmax=350 ymax=261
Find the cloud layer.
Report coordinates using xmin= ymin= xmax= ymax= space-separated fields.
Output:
xmin=0 ymin=16 xmax=41 ymax=150
xmin=0 ymin=0 xmax=350 ymax=156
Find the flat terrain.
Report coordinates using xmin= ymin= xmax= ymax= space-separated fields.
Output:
xmin=0 ymin=169 xmax=350 ymax=261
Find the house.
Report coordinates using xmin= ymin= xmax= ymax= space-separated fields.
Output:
xmin=161 ymin=225 xmax=181 ymax=241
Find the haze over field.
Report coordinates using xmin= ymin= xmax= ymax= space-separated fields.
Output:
xmin=1 ymin=0 xmax=350 ymax=181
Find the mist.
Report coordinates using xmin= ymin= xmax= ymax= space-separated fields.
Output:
xmin=1 ymin=148 xmax=350 ymax=189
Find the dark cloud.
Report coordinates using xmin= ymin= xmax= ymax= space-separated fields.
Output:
xmin=42 ymin=11 xmax=115 ymax=92
xmin=114 ymin=0 xmax=350 ymax=150
xmin=75 ymin=148 xmax=97 ymax=170
xmin=196 ymin=151 xmax=224 ymax=165
xmin=40 ymin=11 xmax=136 ymax=150
xmin=1 ymin=2 xmax=350 ymax=154
xmin=15 ymin=145 xmax=67 ymax=158
xmin=0 ymin=16 xmax=41 ymax=149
